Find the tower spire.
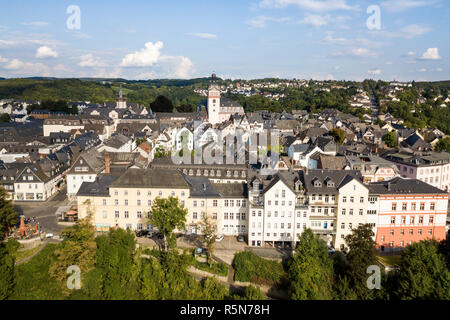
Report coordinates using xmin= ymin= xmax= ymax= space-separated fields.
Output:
xmin=119 ymin=84 xmax=123 ymax=99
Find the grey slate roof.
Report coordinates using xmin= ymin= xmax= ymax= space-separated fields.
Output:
xmin=368 ymin=177 xmax=448 ymax=195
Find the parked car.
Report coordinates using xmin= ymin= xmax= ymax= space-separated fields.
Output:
xmin=45 ymin=233 xmax=54 ymax=239
xmin=215 ymin=234 xmax=224 ymax=242
xmin=237 ymin=235 xmax=245 ymax=242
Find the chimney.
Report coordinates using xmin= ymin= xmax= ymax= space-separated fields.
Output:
xmin=105 ymin=153 xmax=110 ymax=174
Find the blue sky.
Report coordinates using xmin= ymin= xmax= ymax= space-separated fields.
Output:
xmin=0 ymin=0 xmax=448 ymax=81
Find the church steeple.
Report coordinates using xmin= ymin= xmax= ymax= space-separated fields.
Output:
xmin=116 ymin=84 xmax=127 ymax=109
xmin=211 ymin=71 xmax=217 ymax=83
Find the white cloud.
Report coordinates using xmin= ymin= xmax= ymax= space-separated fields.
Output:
xmin=54 ymin=64 xmax=72 ymax=73
xmin=418 ymin=68 xmax=427 ymax=72
xmin=3 ymin=59 xmax=50 ymax=76
xmin=368 ymin=69 xmax=381 ymax=75
xmin=381 ymin=0 xmax=441 ymax=12
xmin=385 ymin=61 xmax=393 ymax=65
xmin=399 ymin=24 xmax=431 ymax=39
xmin=246 ymin=16 xmax=291 ymax=28
xmin=186 ymin=33 xmax=217 ymax=40
xmin=322 ymin=35 xmax=347 ymax=44
xmin=120 ymin=41 xmax=194 ymax=79
xmin=259 ymin=0 xmax=358 ymax=12
xmin=21 ymin=21 xmax=49 ymax=27
xmin=407 ymin=51 xmax=416 ymax=56
xmin=0 ymin=56 xmax=8 ymax=63
xmin=435 ymin=68 xmax=443 ymax=72
xmin=331 ymin=48 xmax=378 ymax=58
xmin=79 ymin=54 xmax=107 ymax=67
xmin=420 ymin=48 xmax=441 ymax=60
xmin=36 ymin=46 xmax=58 ymax=59
xmin=159 ymin=56 xmax=194 ymax=78
xmin=121 ymin=41 xmax=163 ymax=67
xmin=299 ymin=14 xmax=329 ymax=27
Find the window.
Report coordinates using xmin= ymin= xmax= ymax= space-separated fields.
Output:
xmin=102 ymin=199 xmax=106 ymax=205
xmin=349 ymin=209 xmax=353 ymax=215
xmin=213 ymin=212 xmax=217 ymax=220
xmin=401 ymin=216 xmax=406 ymax=224
xmin=241 ymin=213 xmax=246 ymax=220
xmin=148 ymin=200 xmax=152 ymax=206
xmin=229 ymin=212 xmax=234 ymax=220
xmin=428 ymin=229 xmax=432 ymax=235
xmin=392 ymin=203 xmax=397 ymax=211
xmin=242 ymin=200 xmax=246 ymax=207
xmin=343 ymin=196 xmax=347 ymax=203
xmin=137 ymin=211 xmax=142 ymax=218
xmin=390 ymin=229 xmax=394 ymax=236
xmin=402 ymin=203 xmax=407 ymax=211
xmin=137 ymin=200 xmax=141 ymax=206
xmin=360 ymin=197 xmax=364 ymax=203
xmin=411 ymin=203 xmax=416 ymax=210
xmin=224 ymin=212 xmax=228 ymax=220
xmin=410 ymin=217 xmax=415 ymax=224
xmin=400 ymin=229 xmax=405 ymax=235
xmin=419 ymin=216 xmax=423 ymax=224
xmin=391 ymin=216 xmax=396 ymax=224
xmin=193 ymin=201 xmax=197 ymax=207
xmin=342 ymin=208 xmax=346 ymax=215
xmin=381 ymin=236 xmax=385 ymax=242
xmin=430 ymin=203 xmax=435 ymax=210
xmin=418 ymin=229 xmax=422 ymax=235
xmin=115 ymin=199 xmax=118 ymax=205
xmin=409 ymin=229 xmax=413 ymax=235
xmin=420 ymin=203 xmax=425 ymax=210
xmin=341 ymin=223 xmax=345 ymax=229
xmin=359 ymin=209 xmax=363 ymax=215
xmin=224 ymin=200 xmax=229 ymax=207
xmin=429 ymin=217 xmax=434 ymax=224
xmin=124 ymin=211 xmax=129 ymax=218
xmin=350 ymin=196 xmax=354 ymax=203
xmin=115 ymin=211 xmax=119 ymax=218
xmin=193 ymin=212 xmax=197 ymax=220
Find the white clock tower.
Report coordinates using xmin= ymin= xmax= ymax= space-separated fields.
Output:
xmin=207 ymin=72 xmax=221 ymax=125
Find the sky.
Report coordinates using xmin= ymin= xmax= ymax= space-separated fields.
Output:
xmin=0 ymin=0 xmax=449 ymax=81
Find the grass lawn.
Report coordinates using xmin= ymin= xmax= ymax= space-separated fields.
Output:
xmin=14 ymin=243 xmax=43 ymax=263
xmin=10 ymin=243 xmax=65 ymax=300
xmin=377 ymin=255 xmax=402 ymax=267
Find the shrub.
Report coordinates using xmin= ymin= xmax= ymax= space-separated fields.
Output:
xmin=232 ymin=251 xmax=285 ymax=286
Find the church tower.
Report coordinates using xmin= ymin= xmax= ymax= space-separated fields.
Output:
xmin=116 ymin=84 xmax=127 ymax=109
xmin=207 ymin=72 xmax=221 ymax=124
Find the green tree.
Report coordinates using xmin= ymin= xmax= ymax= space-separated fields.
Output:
xmin=49 ymin=201 xmax=97 ymax=295
xmin=198 ymin=214 xmax=218 ymax=268
xmin=0 ymin=114 xmax=10 ymax=122
xmin=435 ymin=138 xmax=450 ymax=153
xmin=287 ymin=229 xmax=333 ymax=300
xmin=383 ymin=131 xmax=397 ymax=148
xmin=394 ymin=240 xmax=450 ymax=300
xmin=329 ymin=128 xmax=346 ymax=145
xmin=150 ymin=95 xmax=174 ymax=113
xmin=200 ymin=277 xmax=229 ymax=300
xmin=0 ymin=186 xmax=18 ymax=240
xmin=242 ymin=285 xmax=265 ymax=300
xmin=95 ymin=228 xmax=141 ymax=299
xmin=344 ymin=224 xmax=380 ymax=300
xmin=149 ymin=197 xmax=188 ymax=251
xmin=0 ymin=239 xmax=18 ymax=300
